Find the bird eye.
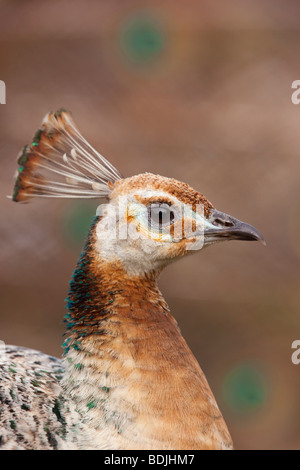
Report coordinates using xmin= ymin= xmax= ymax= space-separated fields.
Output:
xmin=148 ymin=204 xmax=175 ymax=231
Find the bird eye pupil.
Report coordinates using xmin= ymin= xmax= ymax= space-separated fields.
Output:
xmin=148 ymin=204 xmax=175 ymax=229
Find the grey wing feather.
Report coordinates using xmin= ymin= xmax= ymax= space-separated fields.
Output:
xmin=0 ymin=345 xmax=76 ymax=450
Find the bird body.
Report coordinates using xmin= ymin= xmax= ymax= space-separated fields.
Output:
xmin=0 ymin=346 xmax=73 ymax=450
xmin=1 ymin=110 xmax=264 ymax=450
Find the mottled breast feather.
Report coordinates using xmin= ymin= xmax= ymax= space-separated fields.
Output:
xmin=0 ymin=345 xmax=78 ymax=450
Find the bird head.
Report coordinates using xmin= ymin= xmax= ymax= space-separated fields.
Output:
xmin=11 ymin=109 xmax=264 ymax=277
xmin=93 ymin=172 xmax=264 ymax=276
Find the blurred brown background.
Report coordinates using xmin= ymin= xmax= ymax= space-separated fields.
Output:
xmin=1 ymin=0 xmax=300 ymax=450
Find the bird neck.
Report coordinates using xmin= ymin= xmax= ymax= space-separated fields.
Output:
xmin=63 ymin=216 xmax=171 ymax=348
xmin=61 ymin=217 xmax=232 ymax=450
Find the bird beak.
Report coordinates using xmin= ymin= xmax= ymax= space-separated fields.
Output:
xmin=203 ymin=209 xmax=266 ymax=246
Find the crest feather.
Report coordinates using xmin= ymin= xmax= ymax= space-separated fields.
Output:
xmin=11 ymin=108 xmax=123 ymax=202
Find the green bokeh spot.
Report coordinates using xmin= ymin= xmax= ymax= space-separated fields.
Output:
xmin=119 ymin=13 xmax=165 ymax=64
xmin=62 ymin=201 xmax=97 ymax=249
xmin=223 ymin=363 xmax=268 ymax=413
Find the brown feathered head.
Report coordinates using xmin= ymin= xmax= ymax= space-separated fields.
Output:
xmin=11 ymin=109 xmax=265 ymax=276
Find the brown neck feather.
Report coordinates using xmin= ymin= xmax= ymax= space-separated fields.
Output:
xmin=62 ymin=217 xmax=232 ymax=450
xmin=64 ymin=216 xmax=178 ymax=352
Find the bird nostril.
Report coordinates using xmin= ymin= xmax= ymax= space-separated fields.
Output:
xmin=213 ymin=217 xmax=234 ymax=228
xmin=224 ymin=220 xmax=234 ymax=227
